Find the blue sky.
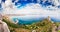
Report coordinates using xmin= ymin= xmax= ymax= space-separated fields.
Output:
xmin=0 ymin=0 xmax=60 ymax=22
xmin=0 ymin=0 xmax=56 ymax=8
xmin=14 ymin=0 xmax=54 ymax=7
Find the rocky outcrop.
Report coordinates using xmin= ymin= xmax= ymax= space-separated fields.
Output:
xmin=0 ymin=20 xmax=10 ymax=32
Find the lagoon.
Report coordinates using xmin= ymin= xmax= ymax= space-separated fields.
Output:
xmin=9 ymin=15 xmax=60 ymax=24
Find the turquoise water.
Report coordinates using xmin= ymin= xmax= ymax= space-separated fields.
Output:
xmin=12 ymin=16 xmax=45 ymax=24
xmin=12 ymin=17 xmax=44 ymax=24
xmin=11 ymin=16 xmax=60 ymax=25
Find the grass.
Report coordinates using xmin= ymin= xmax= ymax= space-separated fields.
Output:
xmin=2 ymin=17 xmax=60 ymax=32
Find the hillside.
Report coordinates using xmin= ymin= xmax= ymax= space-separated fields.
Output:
xmin=2 ymin=16 xmax=59 ymax=32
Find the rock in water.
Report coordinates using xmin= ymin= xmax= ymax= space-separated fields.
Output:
xmin=15 ymin=19 xmax=19 ymax=24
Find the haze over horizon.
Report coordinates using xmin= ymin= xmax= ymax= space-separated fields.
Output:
xmin=0 ymin=0 xmax=60 ymax=22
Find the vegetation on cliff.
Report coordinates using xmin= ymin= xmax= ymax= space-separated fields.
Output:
xmin=2 ymin=16 xmax=60 ymax=32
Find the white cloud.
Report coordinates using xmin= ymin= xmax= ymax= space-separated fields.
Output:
xmin=0 ymin=0 xmax=2 ymax=3
xmin=2 ymin=2 xmax=60 ymax=19
xmin=53 ymin=0 xmax=59 ymax=5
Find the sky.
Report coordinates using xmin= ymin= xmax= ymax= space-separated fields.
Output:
xmin=0 ymin=0 xmax=60 ymax=8
xmin=0 ymin=0 xmax=60 ymax=21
